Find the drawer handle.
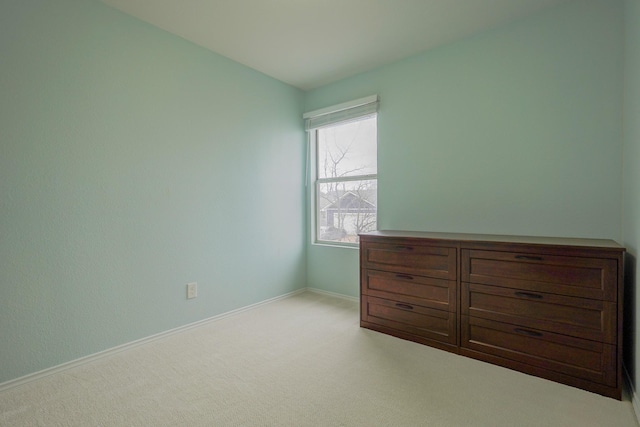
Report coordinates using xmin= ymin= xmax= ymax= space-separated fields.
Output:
xmin=514 ymin=291 xmax=543 ymax=299
xmin=395 ymin=274 xmax=414 ymax=280
xmin=395 ymin=245 xmax=414 ymax=251
xmin=395 ymin=303 xmax=414 ymax=310
xmin=515 ymin=255 xmax=543 ymax=261
xmin=514 ymin=328 xmax=543 ymax=337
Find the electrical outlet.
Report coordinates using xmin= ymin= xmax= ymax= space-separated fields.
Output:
xmin=187 ymin=282 xmax=197 ymax=299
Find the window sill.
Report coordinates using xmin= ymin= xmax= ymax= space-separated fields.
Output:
xmin=311 ymin=241 xmax=359 ymax=250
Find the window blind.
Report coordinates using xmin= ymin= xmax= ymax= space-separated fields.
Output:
xmin=303 ymin=95 xmax=379 ymax=131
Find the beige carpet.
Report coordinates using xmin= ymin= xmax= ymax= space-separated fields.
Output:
xmin=0 ymin=291 xmax=637 ymax=427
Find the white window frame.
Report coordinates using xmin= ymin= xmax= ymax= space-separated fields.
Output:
xmin=304 ymin=96 xmax=379 ymax=248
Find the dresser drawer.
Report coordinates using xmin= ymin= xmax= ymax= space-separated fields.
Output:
xmin=361 ymin=296 xmax=456 ymax=345
xmin=461 ymin=283 xmax=616 ymax=343
xmin=461 ymin=316 xmax=616 ymax=387
xmin=360 ymin=231 xmax=624 ymax=399
xmin=362 ymin=269 xmax=456 ymax=312
xmin=362 ymin=242 xmax=456 ymax=280
xmin=461 ymin=249 xmax=617 ymax=301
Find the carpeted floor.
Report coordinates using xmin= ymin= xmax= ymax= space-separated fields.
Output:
xmin=0 ymin=291 xmax=638 ymax=426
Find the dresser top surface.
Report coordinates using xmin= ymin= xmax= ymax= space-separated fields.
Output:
xmin=360 ymin=230 xmax=624 ymax=250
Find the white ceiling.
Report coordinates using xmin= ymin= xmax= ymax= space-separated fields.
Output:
xmin=101 ymin=0 xmax=571 ymax=91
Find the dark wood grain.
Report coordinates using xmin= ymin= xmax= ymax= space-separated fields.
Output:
xmin=363 ymin=270 xmax=456 ymax=312
xmin=359 ymin=230 xmax=625 ymax=400
xmin=461 ymin=315 xmax=616 ymax=387
xmin=363 ymin=242 xmax=456 ymax=280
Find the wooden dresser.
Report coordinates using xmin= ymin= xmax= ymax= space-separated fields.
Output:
xmin=359 ymin=230 xmax=625 ymax=399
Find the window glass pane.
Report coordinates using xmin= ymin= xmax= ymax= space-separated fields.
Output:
xmin=317 ymin=116 xmax=377 ymax=179
xmin=317 ymin=179 xmax=377 ymax=243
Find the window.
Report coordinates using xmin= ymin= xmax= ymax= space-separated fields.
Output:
xmin=304 ymin=96 xmax=378 ymax=246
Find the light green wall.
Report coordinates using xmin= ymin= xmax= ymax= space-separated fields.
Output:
xmin=306 ymin=0 xmax=624 ymax=297
xmin=0 ymin=0 xmax=305 ymax=383
xmin=623 ymin=0 xmax=640 ymax=397
xmin=0 ymin=0 xmax=631 ymax=391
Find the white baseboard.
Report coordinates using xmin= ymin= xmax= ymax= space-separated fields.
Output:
xmin=624 ymin=364 xmax=640 ymax=425
xmin=0 ymin=288 xmax=307 ymax=394
xmin=306 ymin=287 xmax=359 ymax=303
